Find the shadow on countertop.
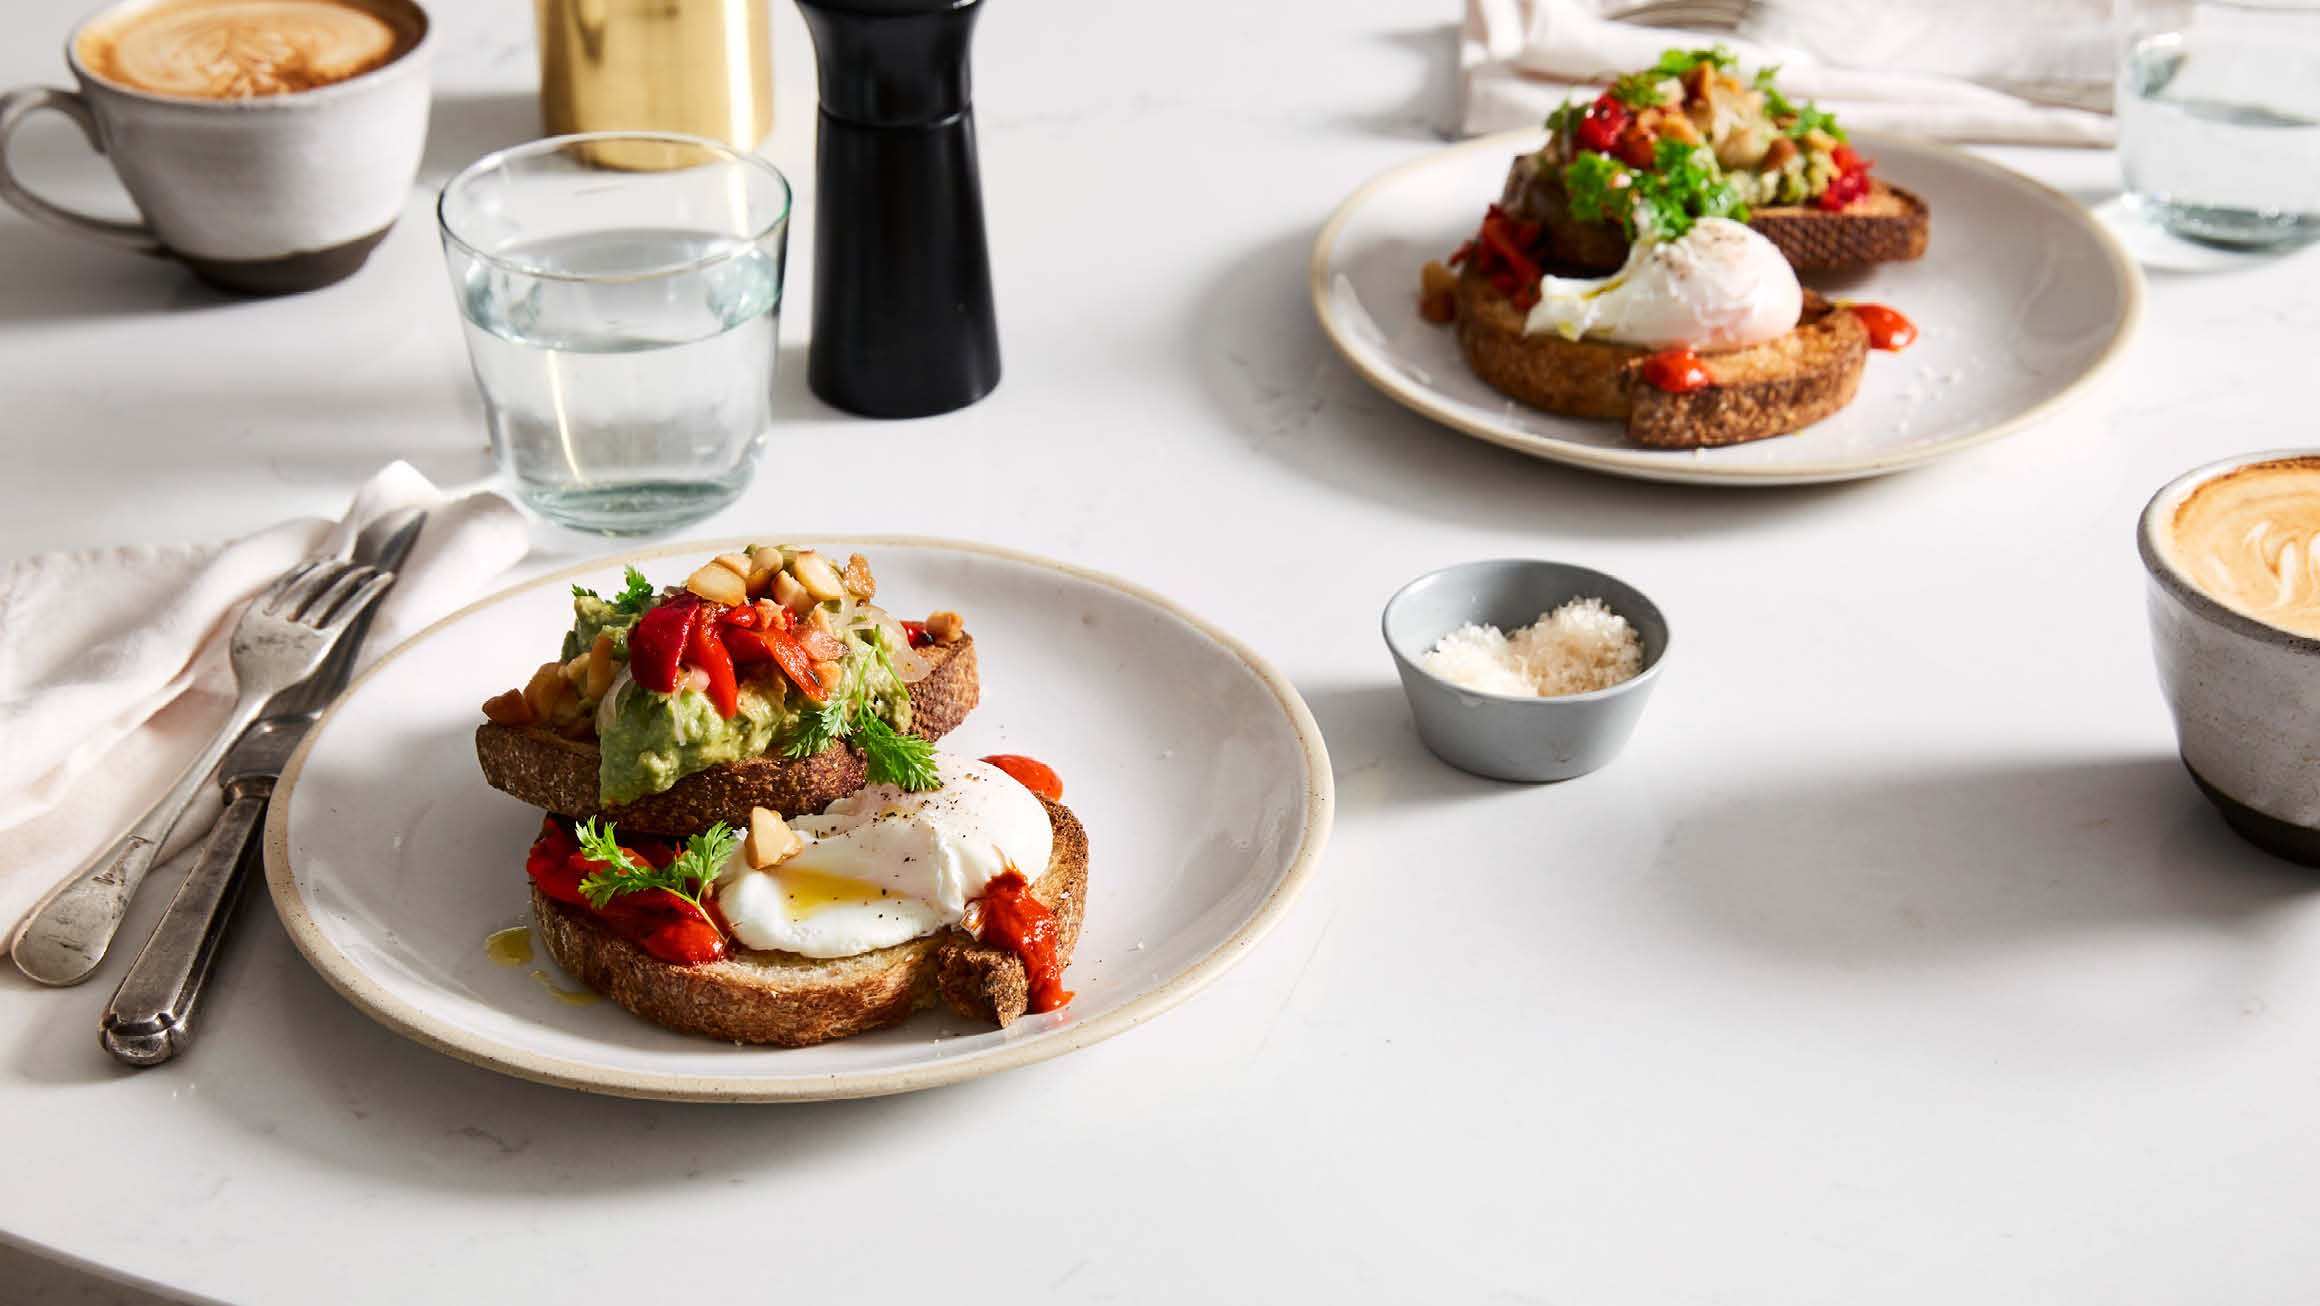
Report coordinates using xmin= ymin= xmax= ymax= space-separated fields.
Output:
xmin=419 ymin=90 xmax=541 ymax=187
xmin=1333 ymin=24 xmax=1462 ymax=141
xmin=1652 ymin=753 xmax=2315 ymax=967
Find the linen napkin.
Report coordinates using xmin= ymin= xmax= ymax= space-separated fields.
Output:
xmin=1461 ymin=0 xmax=2118 ymax=145
xmin=0 ymin=462 xmax=529 ymax=954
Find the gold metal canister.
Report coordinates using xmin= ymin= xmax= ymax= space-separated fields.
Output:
xmin=536 ymin=0 xmax=773 ymax=157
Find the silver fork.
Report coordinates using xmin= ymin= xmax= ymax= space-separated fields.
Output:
xmin=9 ymin=558 xmax=395 ymax=986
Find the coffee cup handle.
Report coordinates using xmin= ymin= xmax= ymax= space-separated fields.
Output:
xmin=0 ymin=87 xmax=162 ymax=254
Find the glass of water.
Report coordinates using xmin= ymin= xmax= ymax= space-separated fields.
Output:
xmin=2118 ymin=0 xmax=2320 ymax=249
xmin=438 ymin=133 xmax=791 ymax=534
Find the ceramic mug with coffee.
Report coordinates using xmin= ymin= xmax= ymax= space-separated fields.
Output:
xmin=2140 ymin=451 xmax=2320 ymax=864
xmin=0 ymin=0 xmax=432 ymax=294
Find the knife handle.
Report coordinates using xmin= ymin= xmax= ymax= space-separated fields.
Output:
xmin=100 ymin=782 xmax=271 ymax=1067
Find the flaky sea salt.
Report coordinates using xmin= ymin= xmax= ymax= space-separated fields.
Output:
xmin=1419 ymin=597 xmax=1642 ymax=697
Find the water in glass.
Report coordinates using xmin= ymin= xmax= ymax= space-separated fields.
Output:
xmin=2119 ymin=32 xmax=2320 ymax=248
xmin=457 ymin=228 xmax=783 ymax=534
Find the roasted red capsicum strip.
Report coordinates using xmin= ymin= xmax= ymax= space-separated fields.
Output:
xmin=686 ymin=608 xmax=740 ymax=718
xmin=759 ymin=623 xmax=829 ymax=703
xmin=628 ymin=596 xmax=699 ymax=694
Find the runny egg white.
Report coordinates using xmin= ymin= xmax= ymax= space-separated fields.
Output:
xmin=1523 ymin=217 xmax=1801 ymax=351
xmin=714 ymin=753 xmax=1054 ymax=960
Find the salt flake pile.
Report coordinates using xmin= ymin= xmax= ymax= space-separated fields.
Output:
xmin=1420 ymin=597 xmax=1641 ymax=697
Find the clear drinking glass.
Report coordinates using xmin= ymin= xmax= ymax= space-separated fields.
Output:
xmin=2117 ymin=0 xmax=2320 ymax=249
xmin=438 ymin=132 xmax=791 ymax=534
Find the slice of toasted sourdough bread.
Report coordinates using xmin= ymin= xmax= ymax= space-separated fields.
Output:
xmin=1748 ymin=181 xmax=1929 ymax=271
xmin=1453 ymin=267 xmax=1869 ymax=448
xmin=476 ymin=635 xmax=978 ymax=835
xmin=1510 ymin=161 xmax=1928 ymax=275
xmin=530 ymin=796 xmax=1089 ymax=1044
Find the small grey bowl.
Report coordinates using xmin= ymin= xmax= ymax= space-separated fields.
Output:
xmin=1382 ymin=559 xmax=1669 ymax=783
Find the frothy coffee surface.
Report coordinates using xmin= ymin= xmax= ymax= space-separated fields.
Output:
xmin=80 ymin=0 xmax=416 ymax=100
xmin=2167 ymin=457 xmax=2320 ymax=638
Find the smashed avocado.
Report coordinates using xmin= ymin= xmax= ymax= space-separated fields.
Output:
xmin=561 ymin=594 xmax=637 ymax=663
xmin=599 ymin=681 xmax=800 ymax=805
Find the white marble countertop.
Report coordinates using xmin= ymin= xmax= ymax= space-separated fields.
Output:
xmin=7 ymin=1 xmax=2320 ymax=1303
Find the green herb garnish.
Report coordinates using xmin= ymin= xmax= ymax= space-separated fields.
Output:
xmin=1653 ymin=45 xmax=1736 ymax=78
xmin=571 ymin=566 xmax=660 ymax=617
xmin=854 ymin=711 xmax=940 ymax=791
xmin=1609 ymin=71 xmax=1673 ymax=108
xmin=1615 ymin=45 xmax=1736 ymax=104
xmin=784 ymin=698 xmax=844 ymax=760
xmin=777 ymin=635 xmax=938 ymax=791
xmin=573 ymin=818 xmax=738 ymax=910
xmin=1564 ymin=139 xmax=1747 ymax=241
xmin=1751 ymin=66 xmax=1844 ymax=141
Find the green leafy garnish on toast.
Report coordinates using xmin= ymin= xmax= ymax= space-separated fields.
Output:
xmin=572 ymin=566 xmax=658 ymax=617
xmin=1566 ymin=140 xmax=1747 ymax=241
xmin=574 ymin=818 xmax=739 ymax=910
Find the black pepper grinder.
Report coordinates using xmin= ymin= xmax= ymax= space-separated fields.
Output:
xmin=797 ymin=0 xmax=1000 ymax=419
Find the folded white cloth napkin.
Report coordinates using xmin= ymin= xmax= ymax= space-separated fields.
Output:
xmin=0 ymin=462 xmax=529 ymax=953
xmin=1461 ymin=0 xmax=2118 ymax=145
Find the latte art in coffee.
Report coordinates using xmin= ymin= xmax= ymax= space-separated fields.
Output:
xmin=81 ymin=0 xmax=415 ymax=99
xmin=2166 ymin=457 xmax=2320 ymax=638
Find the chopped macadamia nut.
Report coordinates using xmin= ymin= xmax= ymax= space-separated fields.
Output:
xmin=791 ymin=549 xmax=846 ymax=601
xmin=772 ymin=569 xmax=812 ymax=612
xmin=745 ymin=807 xmax=804 ymax=869
xmin=687 ymin=563 xmax=747 ymax=606
xmin=924 ymin=610 xmax=965 ymax=644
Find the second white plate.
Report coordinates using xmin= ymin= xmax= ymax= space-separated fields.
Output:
xmin=1311 ymin=130 xmax=2143 ymax=486
xmin=265 ymin=537 xmax=1333 ymax=1102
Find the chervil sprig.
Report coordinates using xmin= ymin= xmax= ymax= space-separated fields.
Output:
xmin=855 ymin=710 xmax=939 ymax=791
xmin=573 ymin=818 xmax=739 ymax=910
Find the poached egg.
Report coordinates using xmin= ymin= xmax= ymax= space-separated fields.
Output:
xmin=714 ymin=753 xmax=1053 ymax=959
xmin=1523 ymin=217 xmax=1800 ymax=351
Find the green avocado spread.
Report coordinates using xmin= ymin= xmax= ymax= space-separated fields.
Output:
xmin=598 ymin=680 xmax=800 ymax=805
xmin=561 ymin=595 xmax=636 ymax=663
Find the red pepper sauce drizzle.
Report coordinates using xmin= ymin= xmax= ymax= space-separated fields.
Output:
xmin=1641 ymin=347 xmax=1712 ymax=394
xmin=973 ymin=755 xmax=1072 ymax=1011
xmin=1848 ymin=303 xmax=1916 ymax=351
xmin=978 ymin=870 xmax=1073 ymax=1014
xmin=981 ymin=753 xmax=1063 ymax=802
xmin=523 ymin=818 xmax=726 ymax=966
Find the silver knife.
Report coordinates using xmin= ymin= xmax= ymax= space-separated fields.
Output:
xmin=99 ymin=509 xmax=426 ymax=1066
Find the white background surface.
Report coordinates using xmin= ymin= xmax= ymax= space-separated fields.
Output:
xmin=2 ymin=0 xmax=2317 ymax=1302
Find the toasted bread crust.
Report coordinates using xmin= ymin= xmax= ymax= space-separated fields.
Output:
xmin=1749 ymin=181 xmax=1929 ymax=270
xmin=529 ymin=797 xmax=1090 ymax=1045
xmin=475 ymin=635 xmax=978 ymax=833
xmin=1453 ymin=266 xmax=1869 ymax=448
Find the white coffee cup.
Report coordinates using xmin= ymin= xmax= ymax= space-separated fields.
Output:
xmin=2139 ymin=449 xmax=2320 ymax=865
xmin=0 ymin=0 xmax=433 ymax=294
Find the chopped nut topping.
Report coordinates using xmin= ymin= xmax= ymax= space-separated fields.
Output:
xmin=744 ymin=806 xmax=804 ymax=870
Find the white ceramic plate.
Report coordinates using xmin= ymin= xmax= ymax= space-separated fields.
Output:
xmin=264 ymin=537 xmax=1334 ymax=1102
xmin=1311 ymin=130 xmax=2144 ymax=485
